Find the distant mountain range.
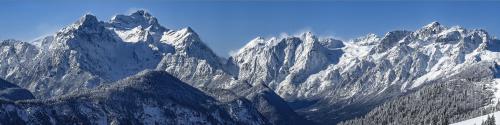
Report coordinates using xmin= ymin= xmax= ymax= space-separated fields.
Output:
xmin=0 ymin=10 xmax=498 ymax=125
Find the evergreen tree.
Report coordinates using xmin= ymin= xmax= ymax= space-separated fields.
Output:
xmin=491 ymin=115 xmax=496 ymax=125
xmin=481 ymin=116 xmax=489 ymax=125
xmin=481 ymin=115 xmax=496 ymax=125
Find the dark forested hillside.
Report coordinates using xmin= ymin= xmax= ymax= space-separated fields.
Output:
xmin=339 ymin=58 xmax=500 ymax=125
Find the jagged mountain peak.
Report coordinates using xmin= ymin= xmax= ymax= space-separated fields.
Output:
xmin=320 ymin=38 xmax=345 ymax=49
xmin=382 ymin=30 xmax=412 ymax=41
xmin=421 ymin=21 xmax=446 ymax=33
xmin=239 ymin=37 xmax=266 ymax=51
xmin=300 ymin=31 xmax=319 ymax=43
xmin=301 ymin=31 xmax=315 ymax=37
xmin=365 ymin=33 xmax=379 ymax=39
xmin=424 ymin=21 xmax=442 ymax=29
xmin=75 ymin=13 xmax=100 ymax=28
xmin=368 ymin=30 xmax=412 ymax=53
xmin=180 ymin=26 xmax=194 ymax=33
xmin=130 ymin=9 xmax=152 ymax=17
xmin=416 ymin=21 xmax=447 ymax=38
xmin=350 ymin=33 xmax=380 ymax=45
xmin=251 ymin=36 xmax=266 ymax=42
xmin=175 ymin=27 xmax=199 ymax=40
xmin=470 ymin=29 xmax=491 ymax=38
xmin=0 ymin=39 xmax=36 ymax=53
xmin=109 ymin=10 xmax=168 ymax=43
xmin=353 ymin=33 xmax=379 ymax=41
xmin=235 ymin=31 xmax=342 ymax=56
xmin=57 ymin=13 xmax=104 ymax=36
xmin=161 ymin=27 xmax=203 ymax=47
xmin=110 ymin=10 xmax=164 ymax=31
xmin=159 ymin=26 xmax=223 ymax=69
xmin=383 ymin=30 xmax=413 ymax=38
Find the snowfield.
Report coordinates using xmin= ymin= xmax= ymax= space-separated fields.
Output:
xmin=452 ymin=111 xmax=500 ymax=125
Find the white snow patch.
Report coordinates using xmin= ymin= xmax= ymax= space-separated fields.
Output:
xmin=113 ymin=26 xmax=146 ymax=43
xmin=480 ymin=51 xmax=500 ymax=64
xmin=411 ymin=70 xmax=444 ymax=89
xmin=342 ymin=42 xmax=373 ymax=58
xmin=451 ymin=111 xmax=500 ymax=125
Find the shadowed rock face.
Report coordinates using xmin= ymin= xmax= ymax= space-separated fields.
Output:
xmin=0 ymin=78 xmax=34 ymax=101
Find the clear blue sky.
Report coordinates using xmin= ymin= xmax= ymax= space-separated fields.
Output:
xmin=1 ymin=0 xmax=499 ymax=57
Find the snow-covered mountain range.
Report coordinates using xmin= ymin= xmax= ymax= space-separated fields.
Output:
xmin=0 ymin=10 xmax=499 ymax=124
xmin=232 ymin=21 xmax=500 ymax=124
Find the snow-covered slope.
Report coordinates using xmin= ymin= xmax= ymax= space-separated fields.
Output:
xmin=452 ymin=111 xmax=500 ymax=125
xmin=156 ymin=26 xmax=240 ymax=89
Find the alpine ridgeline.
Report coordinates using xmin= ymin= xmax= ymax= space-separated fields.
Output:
xmin=0 ymin=10 xmax=308 ymax=125
xmin=0 ymin=10 xmax=499 ymax=125
xmin=231 ymin=21 xmax=500 ymax=124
